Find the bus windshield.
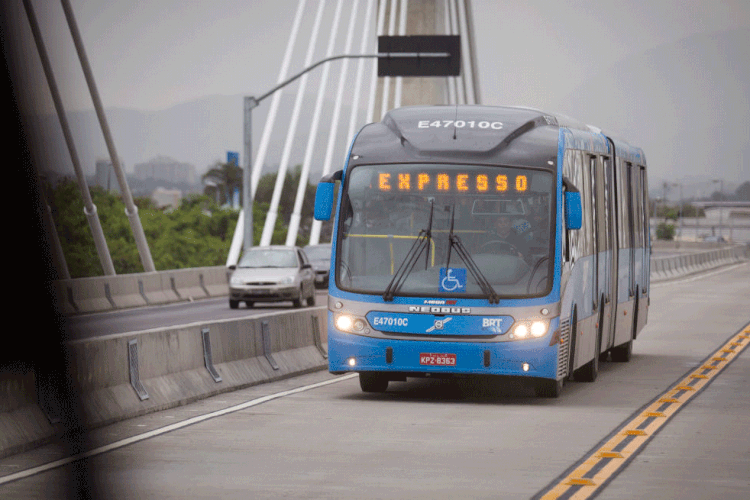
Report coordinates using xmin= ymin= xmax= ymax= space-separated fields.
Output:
xmin=337 ymin=163 xmax=555 ymax=298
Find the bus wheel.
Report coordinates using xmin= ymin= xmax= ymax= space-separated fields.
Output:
xmin=576 ymin=326 xmax=601 ymax=383
xmin=612 ymin=296 xmax=637 ymax=362
xmin=597 ymin=304 xmax=609 ymax=363
xmin=359 ymin=372 xmax=389 ymax=393
xmin=610 ymin=294 xmax=638 ymax=363
xmin=534 ymin=378 xmax=563 ymax=398
xmin=610 ymin=340 xmax=632 ymax=362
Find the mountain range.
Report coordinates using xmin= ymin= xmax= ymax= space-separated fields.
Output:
xmin=29 ymin=90 xmax=367 ymax=185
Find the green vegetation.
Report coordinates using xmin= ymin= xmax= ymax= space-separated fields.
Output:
xmin=651 ymin=203 xmax=705 ymax=219
xmin=48 ymin=163 xmax=324 ymax=278
xmin=49 ymin=180 xmax=244 ymax=277
xmin=655 ymin=222 xmax=676 ymax=240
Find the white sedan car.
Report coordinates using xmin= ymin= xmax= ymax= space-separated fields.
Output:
xmin=228 ymin=246 xmax=316 ymax=309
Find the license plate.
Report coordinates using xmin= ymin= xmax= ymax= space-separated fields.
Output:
xmin=252 ymin=289 xmax=269 ymax=294
xmin=420 ymin=353 xmax=457 ymax=366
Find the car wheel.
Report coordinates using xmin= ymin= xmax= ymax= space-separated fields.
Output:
xmin=307 ymin=288 xmax=316 ymax=306
xmin=245 ymin=301 xmax=254 ymax=308
xmin=229 ymin=299 xmax=239 ymax=309
xmin=293 ymin=287 xmax=303 ymax=308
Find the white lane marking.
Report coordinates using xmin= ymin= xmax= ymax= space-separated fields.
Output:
xmin=0 ymin=373 xmax=357 ymax=486
xmin=652 ymin=262 xmax=748 ymax=288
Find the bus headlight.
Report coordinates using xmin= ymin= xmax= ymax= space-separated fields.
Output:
xmin=511 ymin=320 xmax=549 ymax=339
xmin=514 ymin=323 xmax=529 ymax=339
xmin=335 ymin=314 xmax=367 ymax=333
xmin=530 ymin=321 xmax=548 ymax=337
xmin=336 ymin=315 xmax=353 ymax=331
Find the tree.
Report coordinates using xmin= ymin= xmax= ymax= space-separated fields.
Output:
xmin=735 ymin=181 xmax=750 ymax=201
xmin=254 ymin=165 xmax=317 ymax=245
xmin=656 ymin=223 xmax=675 ymax=240
xmin=48 ymin=179 xmax=244 ymax=277
xmin=202 ymin=161 xmax=243 ymax=206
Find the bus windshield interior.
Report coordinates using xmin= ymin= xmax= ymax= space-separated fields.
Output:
xmin=337 ymin=164 xmax=555 ymax=298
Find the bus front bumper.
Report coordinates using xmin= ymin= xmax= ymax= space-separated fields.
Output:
xmin=327 ymin=326 xmax=560 ymax=380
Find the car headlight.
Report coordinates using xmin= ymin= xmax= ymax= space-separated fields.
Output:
xmin=510 ymin=320 xmax=549 ymax=340
xmin=230 ymin=276 xmax=244 ymax=285
xmin=279 ymin=276 xmax=295 ymax=285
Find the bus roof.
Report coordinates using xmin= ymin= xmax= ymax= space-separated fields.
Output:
xmin=349 ymin=105 xmax=645 ymax=170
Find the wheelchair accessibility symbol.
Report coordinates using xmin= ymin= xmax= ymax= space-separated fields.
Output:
xmin=439 ymin=268 xmax=467 ymax=293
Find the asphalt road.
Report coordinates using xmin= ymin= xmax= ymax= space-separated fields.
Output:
xmin=64 ymin=289 xmax=330 ymax=340
xmin=2 ymin=263 xmax=748 ymax=499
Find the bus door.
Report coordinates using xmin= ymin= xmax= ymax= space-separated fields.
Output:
xmin=587 ymin=156 xmax=599 ymax=310
xmin=639 ymin=166 xmax=649 ymax=290
xmin=626 ymin=162 xmax=636 ymax=298
xmin=611 ymin=153 xmax=633 ymax=346
xmin=600 ymin=156 xmax=617 ymax=350
xmin=637 ymin=165 xmax=650 ymax=332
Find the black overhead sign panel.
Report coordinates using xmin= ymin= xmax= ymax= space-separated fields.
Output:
xmin=378 ymin=35 xmax=461 ymax=77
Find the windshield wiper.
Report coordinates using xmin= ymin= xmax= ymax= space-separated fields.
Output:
xmin=383 ymin=198 xmax=435 ymax=301
xmin=445 ymin=204 xmax=499 ymax=304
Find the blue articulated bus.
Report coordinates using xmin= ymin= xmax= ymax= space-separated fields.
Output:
xmin=314 ymin=105 xmax=650 ymax=397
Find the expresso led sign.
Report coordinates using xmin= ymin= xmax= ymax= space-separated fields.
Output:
xmin=377 ymin=172 xmax=528 ymax=194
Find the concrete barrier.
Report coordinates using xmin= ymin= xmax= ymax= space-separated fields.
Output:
xmin=202 ymin=267 xmax=230 ymax=297
xmin=163 ymin=268 xmax=209 ymax=301
xmin=0 ymin=370 xmax=55 ymax=458
xmin=650 ymin=244 xmax=749 ymax=283
xmin=107 ymin=274 xmax=148 ymax=310
xmin=65 ymin=276 xmax=115 ymax=314
xmin=0 ymin=307 xmax=329 ymax=459
xmin=53 ymin=266 xmax=231 ymax=314
xmin=139 ymin=272 xmax=179 ymax=306
xmin=51 ymin=280 xmax=78 ymax=315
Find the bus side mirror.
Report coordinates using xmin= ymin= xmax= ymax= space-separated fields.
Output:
xmin=314 ymin=170 xmax=342 ymax=221
xmin=565 ymin=191 xmax=582 ymax=230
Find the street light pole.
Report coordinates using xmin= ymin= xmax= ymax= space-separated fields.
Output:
xmin=239 ymin=50 xmax=454 ymax=258
xmin=243 ymin=97 xmax=258 ymax=253
xmin=670 ymin=182 xmax=681 ymax=245
xmin=713 ymin=179 xmax=724 ymax=239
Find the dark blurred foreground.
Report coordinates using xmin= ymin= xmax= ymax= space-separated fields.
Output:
xmin=1 ymin=4 xmax=103 ymax=498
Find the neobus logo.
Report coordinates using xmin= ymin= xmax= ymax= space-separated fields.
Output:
xmin=408 ymin=306 xmax=471 ymax=314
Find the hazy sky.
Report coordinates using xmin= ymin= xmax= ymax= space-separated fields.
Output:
xmin=6 ymin=0 xmax=750 ymax=187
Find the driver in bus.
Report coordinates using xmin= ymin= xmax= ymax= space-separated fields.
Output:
xmin=488 ymin=214 xmax=526 ymax=258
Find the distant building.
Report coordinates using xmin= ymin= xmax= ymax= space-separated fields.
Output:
xmin=94 ymin=158 xmax=119 ymax=192
xmin=152 ymin=187 xmax=182 ymax=210
xmin=134 ymin=156 xmax=196 ymax=185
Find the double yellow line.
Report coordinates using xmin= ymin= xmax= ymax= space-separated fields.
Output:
xmin=536 ymin=322 xmax=750 ymax=500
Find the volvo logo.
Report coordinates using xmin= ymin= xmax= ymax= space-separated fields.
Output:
xmin=426 ymin=317 xmax=452 ymax=333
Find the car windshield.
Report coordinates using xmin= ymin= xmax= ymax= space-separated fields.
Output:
xmin=336 ymin=163 xmax=555 ymax=298
xmin=304 ymin=245 xmax=332 ymax=260
xmin=238 ymin=249 xmax=297 ymax=268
